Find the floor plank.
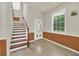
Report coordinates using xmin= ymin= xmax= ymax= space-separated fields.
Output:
xmin=10 ymin=39 xmax=79 ymax=56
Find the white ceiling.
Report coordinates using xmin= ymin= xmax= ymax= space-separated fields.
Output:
xmin=26 ymin=2 xmax=63 ymax=12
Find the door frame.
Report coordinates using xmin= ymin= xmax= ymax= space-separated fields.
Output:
xmin=34 ymin=19 xmax=43 ymax=40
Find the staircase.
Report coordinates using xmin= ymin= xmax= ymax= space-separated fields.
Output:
xmin=10 ymin=3 xmax=30 ymax=52
xmin=10 ymin=23 xmax=28 ymax=52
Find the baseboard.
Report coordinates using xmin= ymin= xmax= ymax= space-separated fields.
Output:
xmin=43 ymin=38 xmax=79 ymax=54
xmin=0 ymin=39 xmax=6 ymax=56
xmin=29 ymin=40 xmax=35 ymax=42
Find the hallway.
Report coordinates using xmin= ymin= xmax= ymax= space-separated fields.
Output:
xmin=10 ymin=39 xmax=79 ymax=56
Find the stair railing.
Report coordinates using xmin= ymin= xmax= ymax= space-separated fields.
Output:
xmin=11 ymin=3 xmax=15 ymax=23
xmin=11 ymin=4 xmax=14 ymax=16
xmin=22 ymin=17 xmax=30 ymax=47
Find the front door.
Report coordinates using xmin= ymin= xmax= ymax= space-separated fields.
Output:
xmin=34 ymin=19 xmax=42 ymax=40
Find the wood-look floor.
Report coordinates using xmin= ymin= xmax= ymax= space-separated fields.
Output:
xmin=10 ymin=39 xmax=79 ymax=56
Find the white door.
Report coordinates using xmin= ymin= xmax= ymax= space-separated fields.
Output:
xmin=34 ymin=19 xmax=42 ymax=40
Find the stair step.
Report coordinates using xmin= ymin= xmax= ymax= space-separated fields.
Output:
xmin=12 ymin=36 xmax=26 ymax=39
xmin=13 ymin=26 xmax=25 ymax=28
xmin=11 ymin=39 xmax=26 ymax=44
xmin=11 ymin=38 xmax=27 ymax=41
xmin=14 ymin=24 xmax=24 ymax=26
xmin=14 ymin=25 xmax=25 ymax=27
xmin=12 ymin=34 xmax=27 ymax=37
xmin=13 ymin=27 xmax=25 ymax=29
xmin=13 ymin=29 xmax=26 ymax=30
xmin=11 ymin=41 xmax=27 ymax=45
xmin=12 ymin=33 xmax=26 ymax=36
xmin=10 ymin=45 xmax=27 ymax=52
xmin=10 ymin=42 xmax=27 ymax=49
xmin=13 ymin=30 xmax=26 ymax=31
xmin=14 ymin=23 xmax=24 ymax=25
xmin=13 ymin=31 xmax=26 ymax=33
xmin=12 ymin=33 xmax=26 ymax=35
xmin=14 ymin=25 xmax=24 ymax=26
xmin=12 ymin=32 xmax=26 ymax=35
xmin=13 ymin=28 xmax=25 ymax=30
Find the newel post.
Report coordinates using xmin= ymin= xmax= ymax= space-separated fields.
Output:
xmin=27 ymin=28 xmax=30 ymax=47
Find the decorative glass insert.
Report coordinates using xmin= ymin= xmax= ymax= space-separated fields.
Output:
xmin=53 ymin=14 xmax=65 ymax=32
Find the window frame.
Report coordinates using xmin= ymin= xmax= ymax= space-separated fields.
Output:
xmin=51 ymin=8 xmax=66 ymax=34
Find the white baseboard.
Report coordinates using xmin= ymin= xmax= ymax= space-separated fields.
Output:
xmin=29 ymin=40 xmax=35 ymax=42
xmin=43 ymin=38 xmax=79 ymax=54
xmin=29 ymin=39 xmax=42 ymax=42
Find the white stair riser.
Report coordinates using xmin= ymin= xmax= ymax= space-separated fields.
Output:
xmin=12 ymin=35 xmax=27 ymax=38
xmin=12 ymin=32 xmax=26 ymax=34
xmin=12 ymin=34 xmax=26 ymax=36
xmin=13 ymin=30 xmax=26 ymax=32
xmin=11 ymin=38 xmax=27 ymax=41
xmin=13 ymin=27 xmax=25 ymax=28
xmin=13 ymin=29 xmax=26 ymax=30
xmin=11 ymin=41 xmax=27 ymax=45
xmin=11 ymin=39 xmax=26 ymax=43
xmin=13 ymin=31 xmax=26 ymax=33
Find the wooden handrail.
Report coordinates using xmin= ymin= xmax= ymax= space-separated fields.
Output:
xmin=22 ymin=17 xmax=30 ymax=47
xmin=22 ymin=17 xmax=28 ymax=29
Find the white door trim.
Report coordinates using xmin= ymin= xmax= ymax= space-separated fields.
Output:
xmin=34 ymin=19 xmax=42 ymax=40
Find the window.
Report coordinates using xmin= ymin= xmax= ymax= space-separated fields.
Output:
xmin=53 ymin=14 xmax=65 ymax=32
xmin=12 ymin=2 xmax=20 ymax=10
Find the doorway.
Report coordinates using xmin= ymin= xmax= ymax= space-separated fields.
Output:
xmin=34 ymin=19 xmax=42 ymax=40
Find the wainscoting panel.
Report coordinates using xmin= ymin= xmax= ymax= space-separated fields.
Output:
xmin=13 ymin=17 xmax=20 ymax=21
xmin=29 ymin=32 xmax=34 ymax=41
xmin=0 ymin=39 xmax=6 ymax=56
xmin=43 ymin=32 xmax=79 ymax=51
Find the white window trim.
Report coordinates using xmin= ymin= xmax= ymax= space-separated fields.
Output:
xmin=51 ymin=8 xmax=79 ymax=37
xmin=51 ymin=8 xmax=66 ymax=35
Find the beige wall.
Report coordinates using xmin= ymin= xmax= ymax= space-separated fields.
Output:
xmin=0 ymin=2 xmax=13 ymax=55
xmin=0 ymin=3 xmax=7 ymax=39
xmin=43 ymin=2 xmax=79 ymax=37
xmin=13 ymin=3 xmax=23 ymax=23
xmin=6 ymin=3 xmax=13 ymax=55
xmin=14 ymin=9 xmax=20 ymax=17
xmin=26 ymin=7 xmax=43 ymax=32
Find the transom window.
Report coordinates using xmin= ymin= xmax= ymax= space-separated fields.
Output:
xmin=12 ymin=2 xmax=20 ymax=10
xmin=53 ymin=14 xmax=65 ymax=32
